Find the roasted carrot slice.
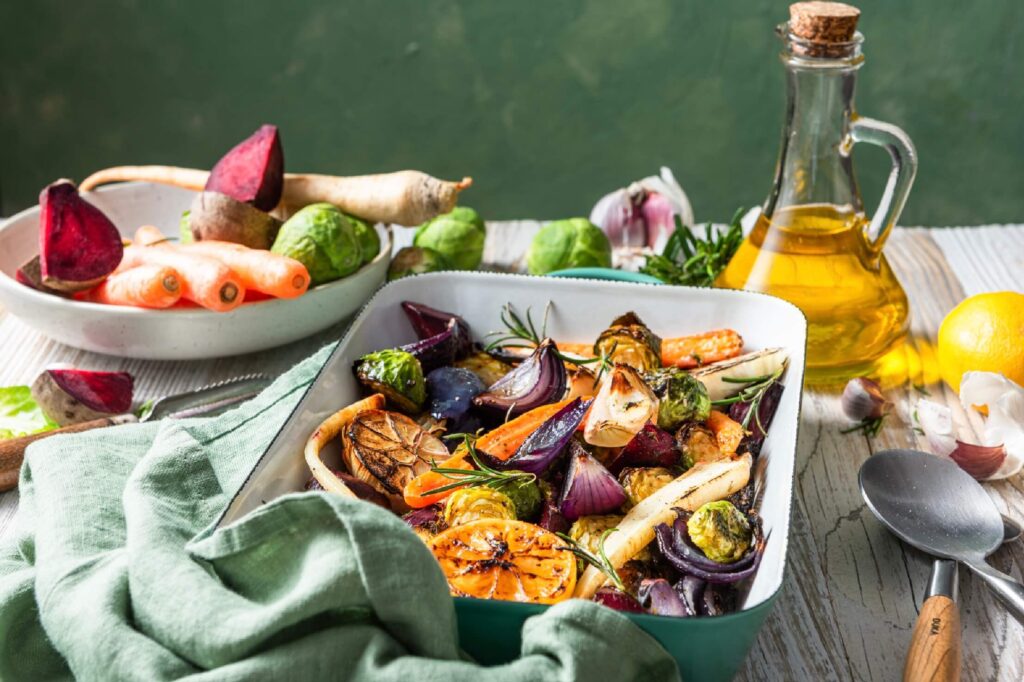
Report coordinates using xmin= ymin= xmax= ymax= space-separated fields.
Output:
xmin=87 ymin=265 xmax=181 ymax=308
xmin=706 ymin=409 xmax=744 ymax=456
xmin=661 ymin=329 xmax=743 ymax=368
xmin=556 ymin=342 xmax=596 ymax=358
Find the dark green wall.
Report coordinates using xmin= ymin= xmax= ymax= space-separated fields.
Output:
xmin=2 ymin=1 xmax=1022 ymax=225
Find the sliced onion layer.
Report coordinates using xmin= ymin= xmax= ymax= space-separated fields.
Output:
xmin=558 ymin=441 xmax=627 ymax=521
xmin=472 ymin=339 xmax=567 ymax=417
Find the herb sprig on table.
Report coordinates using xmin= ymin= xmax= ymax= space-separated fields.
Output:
xmin=640 ymin=208 xmax=745 ymax=287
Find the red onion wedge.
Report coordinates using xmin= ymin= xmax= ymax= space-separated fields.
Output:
xmin=638 ymin=578 xmax=689 ymax=617
xmin=654 ymin=518 xmax=766 ymax=584
xmin=594 ymin=586 xmax=643 ymax=613
xmin=729 ymin=382 xmax=784 ymax=445
xmin=490 ymin=398 xmax=591 ymax=475
xmin=472 ymin=339 xmax=567 ymax=417
xmin=305 ymin=469 xmax=390 ymax=508
xmin=558 ymin=441 xmax=627 ymax=521
xmin=401 ymin=319 xmax=461 ymax=371
xmin=674 ymin=575 xmax=704 ymax=617
xmin=401 ymin=301 xmax=472 ymax=357
xmin=537 ymin=482 xmax=570 ymax=534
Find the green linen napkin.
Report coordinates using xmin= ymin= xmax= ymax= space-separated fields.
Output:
xmin=0 ymin=346 xmax=679 ymax=681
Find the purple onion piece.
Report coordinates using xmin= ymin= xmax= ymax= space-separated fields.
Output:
xmin=494 ymin=398 xmax=591 ymax=475
xmin=593 ymin=586 xmax=643 ymax=613
xmin=537 ymin=482 xmax=570 ymax=534
xmin=426 ymin=366 xmax=486 ymax=422
xmin=656 ymin=529 xmax=766 ymax=584
xmin=637 ymin=578 xmax=689 ymax=617
xmin=729 ymin=382 xmax=784 ymax=444
xmin=674 ymin=575 xmax=705 ymax=617
xmin=306 ymin=469 xmax=390 ymax=508
xmin=655 ymin=518 xmax=758 ymax=574
xmin=401 ymin=301 xmax=472 ymax=357
xmin=401 ymin=319 xmax=460 ymax=371
xmin=558 ymin=440 xmax=627 ymax=521
xmin=700 ymin=584 xmax=728 ymax=617
xmin=607 ymin=423 xmax=680 ymax=476
xmin=472 ymin=339 xmax=567 ymax=417
xmin=402 ymin=505 xmax=441 ymax=527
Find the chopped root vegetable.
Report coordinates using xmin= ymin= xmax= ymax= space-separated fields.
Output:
xmin=556 ymin=342 xmax=596 ymax=358
xmin=120 ymin=244 xmax=244 ymax=312
xmin=706 ymin=410 xmax=744 ymax=456
xmin=79 ymin=166 xmax=472 ymax=226
xmin=304 ymin=394 xmax=387 ymax=498
xmin=661 ymin=329 xmax=743 ymax=368
xmin=87 ymin=265 xmax=181 ymax=308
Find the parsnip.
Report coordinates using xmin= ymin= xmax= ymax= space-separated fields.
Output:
xmin=303 ymin=394 xmax=386 ymax=497
xmin=573 ymin=454 xmax=752 ymax=599
xmin=78 ymin=166 xmax=472 ymax=226
xmin=690 ymin=348 xmax=788 ymax=401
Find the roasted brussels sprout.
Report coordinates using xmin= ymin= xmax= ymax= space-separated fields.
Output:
xmin=568 ymin=514 xmax=653 ymax=564
xmin=499 ymin=477 xmax=542 ymax=521
xmin=594 ymin=312 xmax=662 ymax=373
xmin=413 ymin=206 xmax=486 ymax=270
xmin=687 ymin=500 xmax=752 ymax=563
xmin=526 ymin=218 xmax=612 ymax=275
xmin=675 ymin=422 xmax=724 ymax=469
xmin=646 ymin=368 xmax=711 ymax=430
xmin=454 ymin=351 xmax=513 ymax=387
xmin=443 ymin=487 xmax=517 ymax=526
xmin=388 ymin=246 xmax=451 ymax=281
xmin=619 ymin=467 xmax=677 ymax=508
xmin=354 ymin=349 xmax=426 ymax=413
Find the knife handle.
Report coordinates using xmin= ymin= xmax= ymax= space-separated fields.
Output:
xmin=0 ymin=415 xmax=137 ymax=492
xmin=903 ymin=594 xmax=960 ymax=682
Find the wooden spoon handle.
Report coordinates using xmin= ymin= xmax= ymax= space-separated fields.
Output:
xmin=0 ymin=415 xmax=137 ymax=492
xmin=903 ymin=594 xmax=961 ymax=682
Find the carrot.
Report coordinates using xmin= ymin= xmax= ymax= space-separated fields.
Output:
xmin=182 ymin=242 xmax=309 ymax=298
xmin=661 ymin=329 xmax=743 ymax=368
xmin=706 ymin=410 xmax=744 ymax=456
xmin=134 ymin=225 xmax=171 ymax=246
xmin=79 ymin=166 xmax=472 ymax=226
xmin=403 ymin=399 xmax=574 ymax=508
xmin=87 ymin=265 xmax=181 ymax=308
xmin=556 ymin=342 xmax=596 ymax=358
xmin=120 ymin=244 xmax=244 ymax=312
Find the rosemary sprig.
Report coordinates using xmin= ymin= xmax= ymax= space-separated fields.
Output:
xmin=640 ymin=208 xmax=745 ymax=287
xmin=430 ymin=434 xmax=536 ymax=496
xmin=556 ymin=528 xmax=626 ymax=592
xmin=485 ymin=301 xmax=609 ymax=371
xmin=711 ymin=365 xmax=785 ymax=433
xmin=841 ymin=415 xmax=887 ymax=438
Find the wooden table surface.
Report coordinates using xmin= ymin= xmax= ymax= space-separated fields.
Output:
xmin=1 ymin=223 xmax=1022 ymax=680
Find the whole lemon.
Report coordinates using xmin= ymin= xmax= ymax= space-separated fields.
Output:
xmin=937 ymin=291 xmax=1024 ymax=392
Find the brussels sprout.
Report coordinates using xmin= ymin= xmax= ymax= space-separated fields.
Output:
xmin=687 ymin=500 xmax=752 ymax=563
xmin=354 ymin=349 xmax=426 ymax=413
xmin=413 ymin=206 xmax=486 ymax=270
xmin=443 ymin=487 xmax=517 ymax=526
xmin=498 ymin=476 xmax=542 ymax=521
xmin=388 ymin=246 xmax=451 ymax=281
xmin=594 ymin=312 xmax=662 ymax=372
xmin=272 ymin=202 xmax=362 ymax=285
xmin=453 ymin=351 xmax=513 ymax=386
xmin=179 ymin=210 xmax=194 ymax=244
xmin=646 ymin=368 xmax=711 ymax=430
xmin=618 ymin=467 xmax=677 ymax=508
xmin=675 ymin=422 xmax=724 ymax=469
xmin=526 ymin=218 xmax=612 ymax=275
xmin=349 ymin=215 xmax=381 ymax=263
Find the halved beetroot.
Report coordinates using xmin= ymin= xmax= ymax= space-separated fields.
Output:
xmin=204 ymin=124 xmax=284 ymax=211
xmin=39 ymin=180 xmax=124 ymax=292
xmin=15 ymin=255 xmax=71 ymax=297
xmin=31 ymin=368 xmax=134 ymax=426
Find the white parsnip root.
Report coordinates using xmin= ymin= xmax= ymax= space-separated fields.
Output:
xmin=303 ymin=394 xmax=386 ymax=497
xmin=79 ymin=166 xmax=473 ymax=226
xmin=573 ymin=454 xmax=752 ymax=599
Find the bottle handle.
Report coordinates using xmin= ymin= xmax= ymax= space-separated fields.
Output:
xmin=848 ymin=116 xmax=918 ymax=251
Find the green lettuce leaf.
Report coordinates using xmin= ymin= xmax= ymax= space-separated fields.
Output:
xmin=0 ymin=386 xmax=58 ymax=439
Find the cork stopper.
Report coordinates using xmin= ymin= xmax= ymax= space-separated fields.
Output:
xmin=788 ymin=2 xmax=861 ymax=57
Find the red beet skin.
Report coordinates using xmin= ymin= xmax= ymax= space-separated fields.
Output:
xmin=204 ymin=124 xmax=284 ymax=211
xmin=47 ymin=369 xmax=134 ymax=415
xmin=39 ymin=181 xmax=124 ymax=290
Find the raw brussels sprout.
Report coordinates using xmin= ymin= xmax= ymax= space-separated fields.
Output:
xmin=388 ymin=246 xmax=451 ymax=281
xmin=675 ymin=422 xmax=724 ymax=469
xmin=687 ymin=500 xmax=752 ymax=563
xmin=413 ymin=206 xmax=486 ymax=270
xmin=498 ymin=477 xmax=542 ymax=521
xmin=349 ymin=215 xmax=381 ymax=263
xmin=646 ymin=368 xmax=711 ymax=430
xmin=443 ymin=487 xmax=517 ymax=526
xmin=272 ymin=202 xmax=362 ymax=285
xmin=354 ymin=349 xmax=426 ymax=413
xmin=618 ymin=467 xmax=677 ymax=508
xmin=453 ymin=351 xmax=513 ymax=387
xmin=594 ymin=312 xmax=662 ymax=373
xmin=526 ymin=218 xmax=612 ymax=275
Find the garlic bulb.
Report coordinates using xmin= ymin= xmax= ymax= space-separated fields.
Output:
xmin=589 ymin=167 xmax=695 ymax=258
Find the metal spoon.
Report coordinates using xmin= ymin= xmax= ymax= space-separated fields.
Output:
xmin=860 ymin=449 xmax=1024 ymax=623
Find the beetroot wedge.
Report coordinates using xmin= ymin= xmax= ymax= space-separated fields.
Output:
xmin=31 ymin=368 xmax=134 ymax=426
xmin=15 ymin=255 xmax=71 ymax=297
xmin=204 ymin=124 xmax=284 ymax=211
xmin=39 ymin=180 xmax=124 ymax=292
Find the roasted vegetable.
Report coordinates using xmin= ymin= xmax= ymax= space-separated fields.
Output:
xmin=565 ymin=365 xmax=599 ymax=401
xmin=686 ymin=500 xmax=752 ymax=564
xmin=594 ymin=312 xmax=662 ymax=373
xmin=388 ymin=246 xmax=450 ymax=281
xmin=354 ymin=349 xmax=426 ymax=413
xmin=403 ymin=505 xmax=447 ymax=543
xmin=646 ymin=367 xmax=711 ymax=430
xmin=342 ymin=408 xmax=448 ymax=508
xmin=619 ymin=467 xmax=677 ymax=508
xmin=729 ymin=381 xmax=784 ymax=445
xmin=690 ymin=347 xmax=787 ymax=401
xmin=559 ymin=442 xmax=628 ymax=521
xmin=402 ymin=320 xmax=463 ymax=372
xmin=568 ymin=515 xmax=623 ymax=556
xmin=537 ymin=480 xmax=570 ymax=534
xmin=401 ymin=302 xmax=473 ymax=358
xmin=425 ymin=366 xmax=485 ymax=423
xmin=491 ymin=398 xmax=590 ymax=475
xmin=305 ymin=468 xmax=390 ymax=508
xmin=675 ymin=423 xmax=725 ymax=469
xmin=413 ymin=206 xmax=486 ymax=270
xmin=453 ymin=351 xmax=513 ymax=387
xmin=443 ymin=486 xmax=517 ymax=526
xmin=497 ymin=476 xmax=542 ymax=521
xmin=473 ymin=339 xmax=567 ymax=417
xmin=593 ymin=586 xmax=643 ymax=613
xmin=607 ymin=423 xmax=680 ymax=475
xmin=583 ymin=364 xmax=658 ymax=448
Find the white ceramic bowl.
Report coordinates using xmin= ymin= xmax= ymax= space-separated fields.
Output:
xmin=0 ymin=182 xmax=390 ymax=360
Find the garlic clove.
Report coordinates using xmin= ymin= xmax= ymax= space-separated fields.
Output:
xmin=949 ymin=441 xmax=1007 ymax=480
xmin=913 ymin=399 xmax=956 ymax=457
xmin=841 ymin=377 xmax=892 ymax=422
